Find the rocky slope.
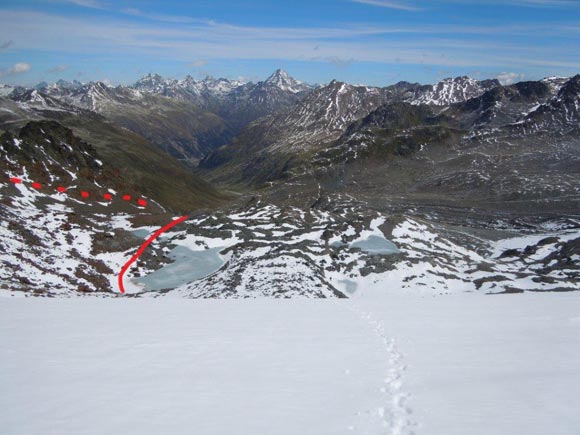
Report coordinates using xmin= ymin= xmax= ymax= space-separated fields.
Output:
xmin=0 ymin=121 xmax=166 ymax=295
xmin=0 ymin=108 xmax=226 ymax=212
xmin=3 ymin=179 xmax=577 ymax=297
xmin=405 ymin=76 xmax=501 ymax=106
xmin=17 ymin=82 xmax=230 ymax=163
xmin=201 ymin=75 xmax=580 ymax=216
xmin=199 ymin=80 xmax=402 ymax=184
xmin=198 ymin=75 xmax=504 ymax=184
xmin=523 ymin=75 xmax=580 ymax=129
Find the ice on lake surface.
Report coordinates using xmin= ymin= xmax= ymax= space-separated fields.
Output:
xmin=132 ymin=229 xmax=150 ymax=239
xmin=349 ymin=235 xmax=400 ymax=255
xmin=330 ymin=235 xmax=399 ymax=255
xmin=137 ymin=246 xmax=225 ymax=291
xmin=338 ymin=279 xmax=358 ymax=294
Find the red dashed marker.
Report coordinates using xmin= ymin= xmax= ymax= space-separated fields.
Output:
xmin=6 ymin=178 xmax=147 ymax=209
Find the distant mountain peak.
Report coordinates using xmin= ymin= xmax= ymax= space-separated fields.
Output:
xmin=409 ymin=75 xmax=500 ymax=106
xmin=264 ymin=69 xmax=309 ymax=93
xmin=266 ymin=68 xmax=290 ymax=81
xmin=143 ymin=72 xmax=164 ymax=80
xmin=54 ymin=79 xmax=84 ymax=90
xmin=134 ymin=73 xmax=169 ymax=88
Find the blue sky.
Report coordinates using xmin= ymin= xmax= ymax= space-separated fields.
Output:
xmin=0 ymin=0 xmax=579 ymax=87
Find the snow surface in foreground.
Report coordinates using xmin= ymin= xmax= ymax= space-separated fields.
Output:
xmin=1 ymin=294 xmax=579 ymax=435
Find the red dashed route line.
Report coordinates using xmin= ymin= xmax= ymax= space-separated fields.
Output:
xmin=6 ymin=175 xmax=189 ymax=294
xmin=7 ymin=176 xmax=147 ymax=207
xmin=118 ymin=215 xmax=190 ymax=294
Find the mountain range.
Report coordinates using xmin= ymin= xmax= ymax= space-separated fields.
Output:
xmin=4 ymin=69 xmax=313 ymax=164
xmin=3 ymin=69 xmax=579 ymax=214
xmin=0 ymin=69 xmax=578 ymax=297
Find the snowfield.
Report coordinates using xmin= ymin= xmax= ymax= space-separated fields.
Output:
xmin=1 ymin=293 xmax=579 ymax=435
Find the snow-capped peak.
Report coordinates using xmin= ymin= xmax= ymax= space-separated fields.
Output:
xmin=409 ymin=76 xmax=500 ymax=106
xmin=265 ymin=69 xmax=291 ymax=84
xmin=541 ymin=76 xmax=569 ymax=94
xmin=27 ymin=89 xmax=48 ymax=105
xmin=54 ymin=79 xmax=84 ymax=90
xmin=133 ymin=73 xmax=175 ymax=93
xmin=264 ymin=69 xmax=307 ymax=93
xmin=200 ymin=76 xmax=245 ymax=94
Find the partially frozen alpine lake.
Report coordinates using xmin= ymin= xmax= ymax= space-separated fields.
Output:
xmin=1 ymin=293 xmax=579 ymax=435
xmin=137 ymin=246 xmax=226 ymax=291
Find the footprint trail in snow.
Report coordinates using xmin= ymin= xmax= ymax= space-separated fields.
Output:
xmin=342 ymin=301 xmax=415 ymax=435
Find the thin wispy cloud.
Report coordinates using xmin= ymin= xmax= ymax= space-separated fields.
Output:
xmin=0 ymin=11 xmax=580 ymax=68
xmin=3 ymin=11 xmax=579 ymax=65
xmin=121 ymin=8 xmax=204 ymax=24
xmin=503 ymin=0 xmax=579 ymax=6
xmin=1 ymin=9 xmax=579 ymax=83
xmin=378 ymin=0 xmax=580 ymax=9
xmin=316 ymin=56 xmax=355 ymax=68
xmin=444 ymin=0 xmax=580 ymax=7
xmin=0 ymin=62 xmax=31 ymax=78
xmin=47 ymin=64 xmax=69 ymax=73
xmin=60 ymin=0 xmax=106 ymax=9
xmin=351 ymin=0 xmax=421 ymax=11
xmin=190 ymin=59 xmax=208 ymax=67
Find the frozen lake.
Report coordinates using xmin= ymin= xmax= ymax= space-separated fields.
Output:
xmin=137 ymin=246 xmax=226 ymax=291
xmin=350 ymin=235 xmax=400 ymax=255
xmin=331 ymin=234 xmax=400 ymax=255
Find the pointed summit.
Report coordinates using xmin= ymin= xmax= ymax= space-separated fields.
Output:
xmin=264 ymin=69 xmax=310 ymax=93
xmin=265 ymin=68 xmax=290 ymax=83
